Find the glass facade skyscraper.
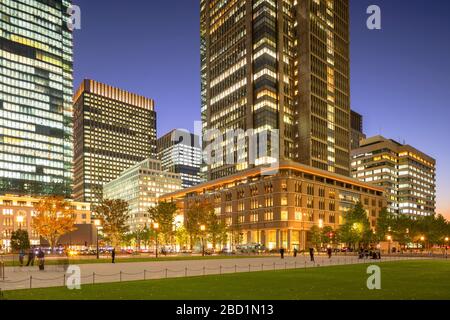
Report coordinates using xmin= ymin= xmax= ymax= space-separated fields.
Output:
xmin=201 ymin=0 xmax=351 ymax=180
xmin=0 ymin=0 xmax=73 ymax=196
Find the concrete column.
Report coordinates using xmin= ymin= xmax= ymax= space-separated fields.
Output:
xmin=261 ymin=230 xmax=266 ymax=247
xmin=287 ymin=230 xmax=292 ymax=251
xmin=276 ymin=229 xmax=281 ymax=249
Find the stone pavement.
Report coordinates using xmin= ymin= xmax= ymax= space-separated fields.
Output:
xmin=0 ymin=255 xmax=431 ymax=292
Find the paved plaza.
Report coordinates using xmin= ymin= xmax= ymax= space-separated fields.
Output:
xmin=0 ymin=255 xmax=432 ymax=292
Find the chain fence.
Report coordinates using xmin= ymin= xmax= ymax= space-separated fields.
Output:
xmin=0 ymin=254 xmax=445 ymax=291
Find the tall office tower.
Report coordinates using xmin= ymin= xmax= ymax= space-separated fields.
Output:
xmin=200 ymin=0 xmax=351 ymax=181
xmin=73 ymin=79 xmax=157 ymax=204
xmin=351 ymin=136 xmax=436 ymax=217
xmin=350 ymin=110 xmax=366 ymax=150
xmin=0 ymin=0 xmax=74 ymax=196
xmin=157 ymin=130 xmax=202 ymax=188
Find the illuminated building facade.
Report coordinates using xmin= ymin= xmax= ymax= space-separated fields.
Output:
xmin=0 ymin=0 xmax=74 ymax=196
xmin=103 ymin=159 xmax=182 ymax=233
xmin=351 ymin=136 xmax=436 ymax=217
xmin=162 ymin=161 xmax=386 ymax=251
xmin=0 ymin=195 xmax=91 ymax=251
xmin=157 ymin=130 xmax=202 ymax=188
xmin=73 ymin=79 xmax=157 ymax=204
xmin=201 ymin=0 xmax=351 ymax=180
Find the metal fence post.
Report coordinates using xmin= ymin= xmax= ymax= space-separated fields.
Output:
xmin=63 ymin=274 xmax=66 ymax=287
xmin=144 ymin=270 xmax=146 ymax=280
xmin=93 ymin=272 xmax=95 ymax=285
xmin=185 ymin=267 xmax=188 ymax=277
xmin=220 ymin=265 xmax=222 ymax=275
xmin=30 ymin=276 xmax=32 ymax=289
xmin=120 ymin=271 xmax=122 ymax=282
xmin=166 ymin=268 xmax=169 ymax=278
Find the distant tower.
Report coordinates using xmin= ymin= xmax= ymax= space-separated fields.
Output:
xmin=73 ymin=80 xmax=157 ymax=204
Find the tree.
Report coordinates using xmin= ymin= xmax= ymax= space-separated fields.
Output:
xmin=93 ymin=199 xmax=130 ymax=249
xmin=185 ymin=201 xmax=209 ymax=249
xmin=10 ymin=229 xmax=30 ymax=252
xmin=321 ymin=226 xmax=335 ymax=246
xmin=205 ymin=208 xmax=228 ymax=250
xmin=338 ymin=202 xmax=372 ymax=249
xmin=175 ymin=226 xmax=189 ymax=250
xmin=32 ymin=196 xmax=76 ymax=250
xmin=148 ymin=202 xmax=177 ymax=245
xmin=374 ymin=208 xmax=391 ymax=242
xmin=309 ymin=226 xmax=323 ymax=251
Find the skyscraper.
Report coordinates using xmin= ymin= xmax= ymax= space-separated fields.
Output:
xmin=0 ymin=0 xmax=74 ymax=196
xmin=157 ymin=129 xmax=202 ymax=188
xmin=73 ymin=79 xmax=157 ymax=204
xmin=201 ymin=0 xmax=351 ymax=180
xmin=350 ymin=110 xmax=366 ymax=150
xmin=351 ymin=136 xmax=436 ymax=217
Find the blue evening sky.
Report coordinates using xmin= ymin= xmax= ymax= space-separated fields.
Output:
xmin=73 ymin=0 xmax=450 ymax=217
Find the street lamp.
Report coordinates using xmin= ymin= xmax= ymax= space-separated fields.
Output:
xmin=153 ymin=223 xmax=159 ymax=259
xmin=387 ymin=235 xmax=392 ymax=254
xmin=200 ymin=225 xmax=206 ymax=257
xmin=94 ymin=220 xmax=101 ymax=259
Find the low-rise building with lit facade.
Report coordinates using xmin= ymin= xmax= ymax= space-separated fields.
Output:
xmin=103 ymin=159 xmax=182 ymax=233
xmin=161 ymin=161 xmax=386 ymax=251
xmin=351 ymin=136 xmax=436 ymax=216
xmin=0 ymin=195 xmax=91 ymax=251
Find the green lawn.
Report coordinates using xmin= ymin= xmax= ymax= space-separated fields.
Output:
xmin=2 ymin=254 xmax=269 ymax=267
xmin=3 ymin=260 xmax=450 ymax=300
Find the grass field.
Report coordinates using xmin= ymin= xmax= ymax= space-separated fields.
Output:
xmin=2 ymin=254 xmax=269 ymax=267
xmin=3 ymin=260 xmax=450 ymax=300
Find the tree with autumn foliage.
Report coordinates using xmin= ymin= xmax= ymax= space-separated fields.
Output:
xmin=32 ymin=196 xmax=77 ymax=250
xmin=93 ymin=199 xmax=130 ymax=249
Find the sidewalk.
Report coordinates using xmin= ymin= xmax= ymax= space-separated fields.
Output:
xmin=0 ymin=255 xmax=432 ymax=292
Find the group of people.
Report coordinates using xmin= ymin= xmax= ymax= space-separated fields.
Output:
xmin=18 ymin=248 xmax=46 ymax=270
xmin=359 ymin=247 xmax=382 ymax=260
xmin=278 ymin=247 xmax=333 ymax=262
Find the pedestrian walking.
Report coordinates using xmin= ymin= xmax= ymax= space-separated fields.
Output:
xmin=19 ymin=249 xmax=25 ymax=267
xmin=37 ymin=248 xmax=45 ymax=271
xmin=111 ymin=248 xmax=116 ymax=264
xmin=26 ymin=249 xmax=35 ymax=267
xmin=293 ymin=248 xmax=298 ymax=258
xmin=327 ymin=247 xmax=332 ymax=259
xmin=309 ymin=247 xmax=315 ymax=262
xmin=280 ymin=248 xmax=285 ymax=259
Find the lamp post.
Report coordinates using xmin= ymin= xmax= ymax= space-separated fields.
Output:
xmin=94 ymin=220 xmax=101 ymax=259
xmin=387 ymin=235 xmax=392 ymax=254
xmin=200 ymin=225 xmax=206 ymax=257
xmin=153 ymin=223 xmax=159 ymax=259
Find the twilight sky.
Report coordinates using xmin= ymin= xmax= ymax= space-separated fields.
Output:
xmin=72 ymin=0 xmax=450 ymax=218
